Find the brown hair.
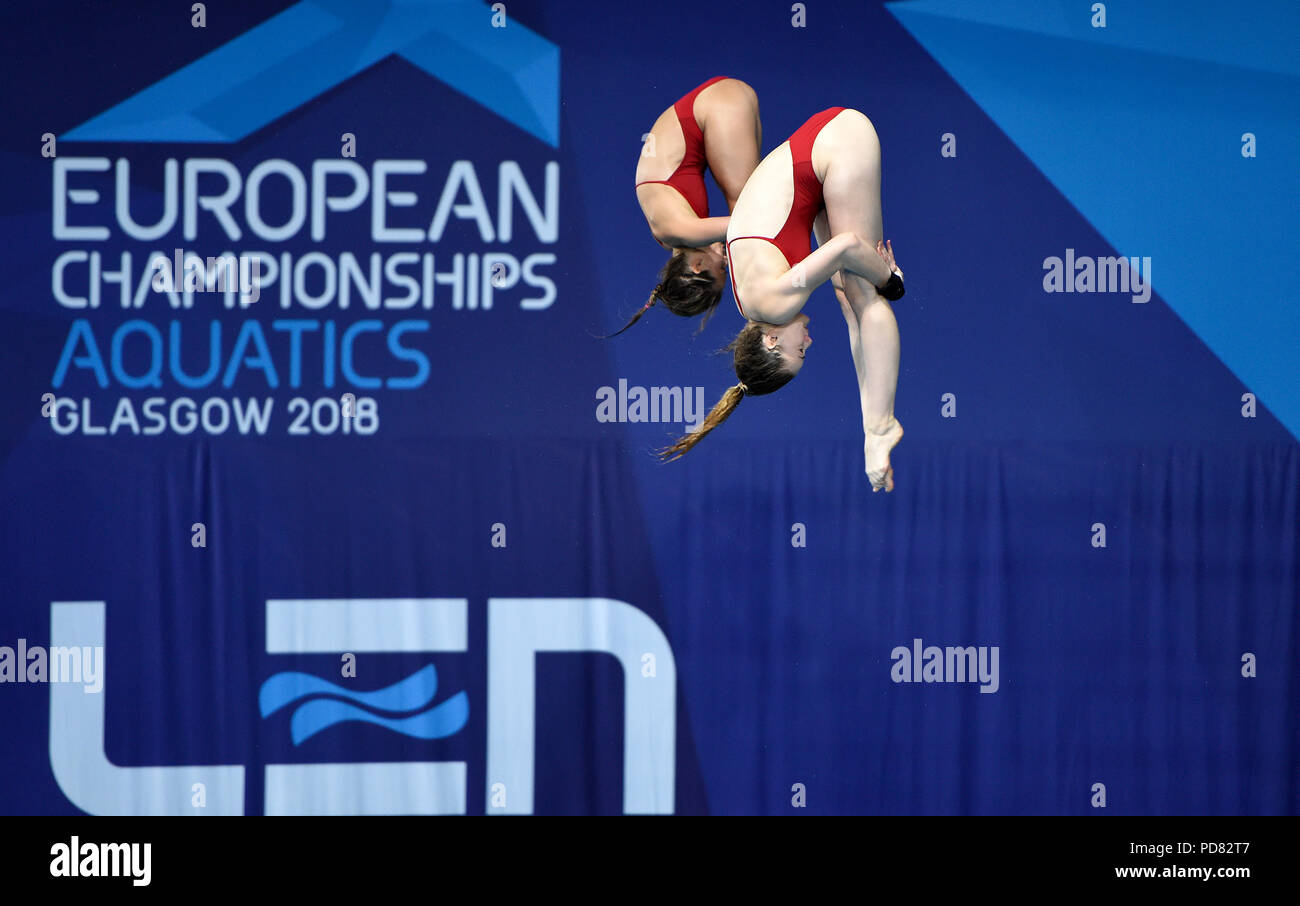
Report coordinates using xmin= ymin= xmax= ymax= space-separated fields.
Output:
xmin=603 ymin=250 xmax=723 ymax=337
xmin=659 ymin=322 xmax=797 ymax=460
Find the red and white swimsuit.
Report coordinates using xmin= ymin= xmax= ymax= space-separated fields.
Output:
xmin=727 ymin=107 xmax=847 ymax=317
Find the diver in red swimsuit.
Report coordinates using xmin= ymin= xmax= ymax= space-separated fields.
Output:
xmin=636 ymin=77 xmax=730 ymax=222
xmin=611 ymin=77 xmax=761 ymax=336
xmin=663 ymin=107 xmax=907 ymax=494
xmin=726 ymin=107 xmax=849 ymax=318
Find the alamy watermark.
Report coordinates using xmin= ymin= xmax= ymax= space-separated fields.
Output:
xmin=1043 ymin=249 xmax=1150 ymax=303
xmin=49 ymin=836 xmax=151 ymax=886
xmin=150 ymin=247 xmax=261 ymax=304
xmin=0 ymin=639 xmax=104 ymax=692
xmin=890 ymin=638 xmax=999 ymax=693
xmin=596 ymin=379 xmax=706 ymax=431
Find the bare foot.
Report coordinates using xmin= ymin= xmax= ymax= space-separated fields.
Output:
xmin=864 ymin=416 xmax=903 ymax=493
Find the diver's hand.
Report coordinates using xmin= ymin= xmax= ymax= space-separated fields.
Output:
xmin=876 ymin=239 xmax=902 ymax=282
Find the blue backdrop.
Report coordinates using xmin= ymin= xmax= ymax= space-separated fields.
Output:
xmin=0 ymin=0 xmax=1296 ymax=815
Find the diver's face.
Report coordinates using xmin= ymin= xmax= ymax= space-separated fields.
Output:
xmin=683 ymin=242 xmax=727 ymax=289
xmin=761 ymin=312 xmax=812 ymax=374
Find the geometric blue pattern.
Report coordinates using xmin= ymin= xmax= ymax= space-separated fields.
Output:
xmin=887 ymin=0 xmax=1300 ymax=441
xmin=63 ymin=0 xmax=560 ymax=146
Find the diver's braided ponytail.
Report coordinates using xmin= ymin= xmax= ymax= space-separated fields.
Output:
xmin=599 ymin=284 xmax=660 ymax=338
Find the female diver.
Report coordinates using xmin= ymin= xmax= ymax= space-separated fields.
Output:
xmin=661 ymin=107 xmax=906 ymax=493
xmin=613 ymin=76 xmax=762 ymax=335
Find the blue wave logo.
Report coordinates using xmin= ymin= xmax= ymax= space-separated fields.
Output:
xmin=258 ymin=664 xmax=468 ymax=745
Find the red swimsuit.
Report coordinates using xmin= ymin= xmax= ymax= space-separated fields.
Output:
xmin=727 ymin=107 xmax=847 ymax=317
xmin=635 ymin=76 xmax=730 ymax=218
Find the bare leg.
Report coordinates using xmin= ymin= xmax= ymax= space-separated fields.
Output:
xmin=702 ymin=80 xmax=762 ymax=211
xmin=840 ymin=273 xmax=902 ymax=491
xmin=819 ymin=113 xmax=903 ymax=491
xmin=815 ymin=213 xmax=865 ymax=379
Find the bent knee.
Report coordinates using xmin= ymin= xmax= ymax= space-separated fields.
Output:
xmin=836 ymin=108 xmax=875 ymax=131
xmin=718 ymin=78 xmax=759 ymax=111
xmin=841 ymin=270 xmax=884 ymax=306
xmin=826 ymin=109 xmax=880 ymax=155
